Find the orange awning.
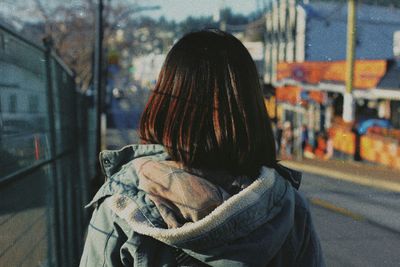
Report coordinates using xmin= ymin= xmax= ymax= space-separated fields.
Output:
xmin=277 ymin=60 xmax=387 ymax=89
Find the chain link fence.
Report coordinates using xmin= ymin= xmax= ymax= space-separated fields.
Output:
xmin=0 ymin=24 xmax=97 ymax=267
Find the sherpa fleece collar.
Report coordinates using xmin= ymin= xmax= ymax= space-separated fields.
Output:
xmin=106 ymin=165 xmax=293 ymax=248
xmin=95 ymin=144 xmax=296 ymax=251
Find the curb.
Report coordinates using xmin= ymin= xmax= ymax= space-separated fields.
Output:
xmin=282 ymin=161 xmax=400 ymax=193
xmin=309 ymin=197 xmax=400 ymax=234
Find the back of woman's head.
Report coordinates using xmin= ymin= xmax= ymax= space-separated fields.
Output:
xmin=139 ymin=29 xmax=276 ymax=177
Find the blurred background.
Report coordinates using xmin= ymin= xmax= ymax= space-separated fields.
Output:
xmin=0 ymin=0 xmax=400 ymax=266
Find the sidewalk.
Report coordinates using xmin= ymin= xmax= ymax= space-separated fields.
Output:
xmin=282 ymin=158 xmax=400 ymax=192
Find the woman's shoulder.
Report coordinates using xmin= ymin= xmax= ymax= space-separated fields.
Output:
xmin=88 ymin=144 xmax=170 ymax=206
xmin=85 ymin=144 xmax=170 ymax=228
xmin=99 ymin=144 xmax=168 ymax=178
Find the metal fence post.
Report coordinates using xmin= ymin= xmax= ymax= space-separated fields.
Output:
xmin=43 ymin=35 xmax=62 ymax=267
xmin=94 ymin=0 xmax=104 ymax=157
xmin=71 ymin=74 xmax=88 ymax=262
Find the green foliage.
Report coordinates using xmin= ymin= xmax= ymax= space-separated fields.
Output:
xmin=179 ymin=16 xmax=218 ymax=35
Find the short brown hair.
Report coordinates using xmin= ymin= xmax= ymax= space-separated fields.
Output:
xmin=139 ymin=30 xmax=276 ymax=177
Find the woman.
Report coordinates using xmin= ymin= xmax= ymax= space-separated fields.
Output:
xmin=80 ymin=30 xmax=324 ymax=267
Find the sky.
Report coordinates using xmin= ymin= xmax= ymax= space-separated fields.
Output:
xmin=137 ymin=0 xmax=261 ymax=22
xmin=0 ymin=0 xmax=262 ymax=25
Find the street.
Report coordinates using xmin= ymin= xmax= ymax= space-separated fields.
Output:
xmin=302 ymin=172 xmax=400 ymax=266
xmin=3 ymin=0 xmax=400 ymax=266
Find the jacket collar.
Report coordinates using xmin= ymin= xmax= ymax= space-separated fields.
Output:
xmin=98 ymin=144 xmax=299 ymax=251
xmin=274 ymin=162 xmax=302 ymax=189
xmin=106 ymin=165 xmax=295 ymax=249
xmin=99 ymin=144 xmax=302 ymax=189
xmin=99 ymin=144 xmax=168 ymax=179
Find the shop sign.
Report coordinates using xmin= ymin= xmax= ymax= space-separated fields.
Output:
xmin=276 ymin=86 xmax=301 ymax=104
xmin=300 ymin=90 xmax=326 ymax=104
xmin=277 ymin=60 xmax=387 ymax=89
xmin=277 ymin=62 xmax=327 ymax=84
xmin=292 ymin=66 xmax=307 ymax=82
xmin=308 ymin=91 xmax=326 ymax=104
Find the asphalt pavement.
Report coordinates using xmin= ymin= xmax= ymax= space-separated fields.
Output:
xmin=312 ymin=204 xmax=400 ymax=266
xmin=288 ymin=164 xmax=400 ymax=267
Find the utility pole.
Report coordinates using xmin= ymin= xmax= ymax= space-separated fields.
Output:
xmin=219 ymin=0 xmax=227 ymax=31
xmin=94 ymin=0 xmax=104 ymax=161
xmin=343 ymin=0 xmax=357 ymax=123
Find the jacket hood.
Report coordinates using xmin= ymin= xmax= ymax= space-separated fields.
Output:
xmin=132 ymin=158 xmax=232 ymax=228
xmin=97 ymin=144 xmax=301 ymax=266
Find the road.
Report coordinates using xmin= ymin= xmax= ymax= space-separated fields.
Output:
xmin=302 ymin=172 xmax=400 ymax=266
xmin=105 ymin=86 xmax=150 ymax=149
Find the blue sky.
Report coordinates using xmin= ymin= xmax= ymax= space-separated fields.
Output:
xmin=143 ymin=0 xmax=260 ymax=21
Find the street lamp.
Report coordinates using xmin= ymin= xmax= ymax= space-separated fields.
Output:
xmin=94 ymin=0 xmax=161 ymax=158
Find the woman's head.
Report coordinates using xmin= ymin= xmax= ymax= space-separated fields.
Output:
xmin=139 ymin=29 xmax=276 ymax=177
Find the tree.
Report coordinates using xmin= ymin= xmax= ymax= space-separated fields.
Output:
xmin=2 ymin=0 xmax=165 ymax=90
xmin=7 ymin=0 xmax=97 ymax=90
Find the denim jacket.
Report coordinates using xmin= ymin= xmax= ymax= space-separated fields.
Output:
xmin=80 ymin=144 xmax=325 ymax=267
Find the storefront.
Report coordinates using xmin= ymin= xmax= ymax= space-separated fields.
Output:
xmin=273 ymin=85 xmax=329 ymax=159
xmin=358 ymin=61 xmax=400 ymax=169
xmin=273 ymin=59 xmax=400 ymax=169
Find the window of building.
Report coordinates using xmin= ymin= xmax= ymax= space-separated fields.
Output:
xmin=28 ymin=95 xmax=39 ymax=113
xmin=9 ymin=94 xmax=17 ymax=113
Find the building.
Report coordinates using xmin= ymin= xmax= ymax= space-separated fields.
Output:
xmin=275 ymin=59 xmax=400 ymax=167
xmin=264 ymin=1 xmax=400 ymax=169
xmin=131 ymin=53 xmax=166 ymax=88
xmin=0 ymin=39 xmax=47 ymax=133
xmin=264 ymin=0 xmax=400 ymax=83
